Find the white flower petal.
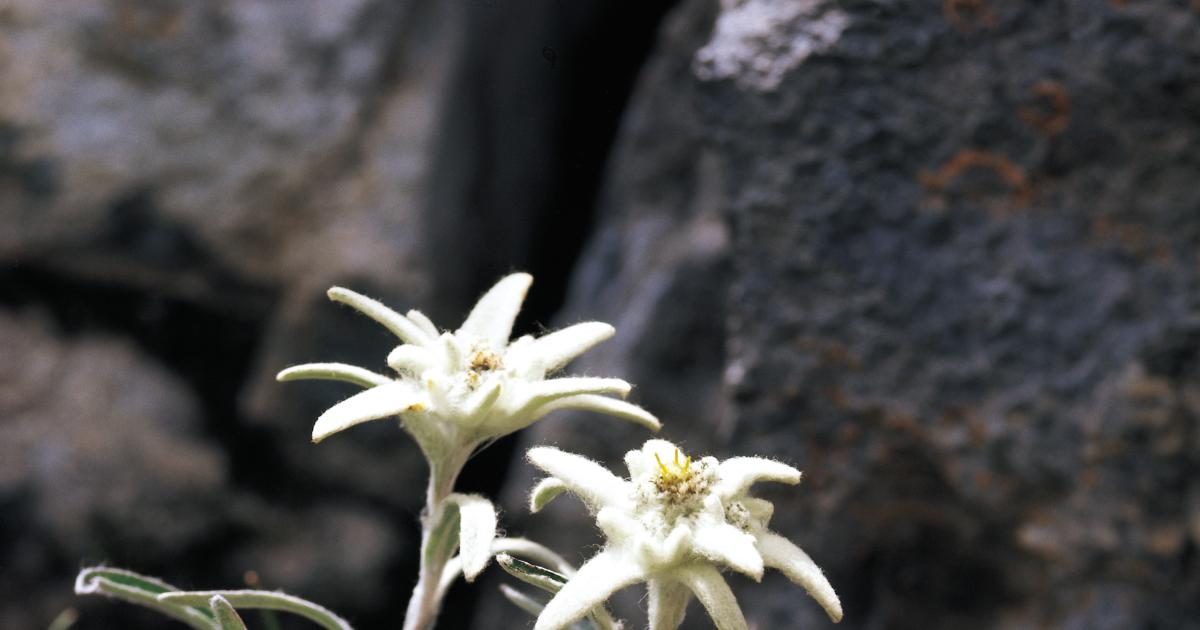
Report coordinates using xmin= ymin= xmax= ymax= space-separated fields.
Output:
xmin=648 ymin=579 xmax=691 ymax=630
xmin=440 ymin=332 xmax=465 ymax=370
xmin=596 ymin=507 xmax=643 ymax=544
xmin=529 ymin=477 xmax=569 ymax=513
xmin=530 ymin=394 xmax=661 ymax=431
xmin=525 ymin=377 xmax=631 ymax=403
xmin=527 ymin=447 xmax=632 ymax=511
xmin=445 ymin=493 xmax=498 ymax=581
xmin=312 ymin=382 xmax=427 ymax=443
xmin=714 ymin=457 xmax=802 ymax=501
xmin=387 ymin=345 xmax=431 ymax=375
xmin=521 ymin=321 xmax=615 ymax=374
xmin=757 ymin=530 xmax=842 ymax=622
xmin=458 ymin=272 xmax=533 ymax=348
xmin=276 ymin=363 xmax=391 ymax=388
xmin=693 ymin=522 xmax=763 ymax=580
xmin=676 ymin=563 xmax=748 ymax=630
xmin=533 ymin=551 xmax=642 ymax=630
xmin=406 ymin=309 xmax=439 ymax=337
xmin=327 ymin=287 xmax=430 ymax=346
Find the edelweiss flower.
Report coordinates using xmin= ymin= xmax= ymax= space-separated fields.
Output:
xmin=279 ymin=273 xmax=660 ymax=464
xmin=527 ymin=439 xmax=841 ymax=630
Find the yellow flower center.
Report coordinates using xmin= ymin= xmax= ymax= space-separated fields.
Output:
xmin=652 ymin=449 xmax=708 ymax=504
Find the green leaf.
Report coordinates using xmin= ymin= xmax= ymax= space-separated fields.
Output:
xmin=445 ymin=493 xmax=498 ymax=581
xmin=424 ymin=502 xmax=463 ymax=569
xmin=494 ymin=556 xmax=619 ymax=630
xmin=209 ymin=596 xmax=248 ymax=630
xmin=498 ymin=584 xmax=545 ymax=617
xmin=74 ymin=567 xmax=215 ymax=630
xmin=158 ymin=590 xmax=353 ymax=630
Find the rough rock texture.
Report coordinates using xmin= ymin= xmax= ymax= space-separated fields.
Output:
xmin=481 ymin=0 xmax=1200 ymax=628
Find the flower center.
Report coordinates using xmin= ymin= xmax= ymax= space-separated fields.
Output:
xmin=466 ymin=348 xmax=503 ymax=388
xmin=653 ymin=449 xmax=709 ymax=504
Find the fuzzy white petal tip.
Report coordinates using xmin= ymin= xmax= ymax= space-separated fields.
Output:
xmin=758 ymin=531 xmax=842 ymax=622
xmin=458 ymin=272 xmax=533 ymax=347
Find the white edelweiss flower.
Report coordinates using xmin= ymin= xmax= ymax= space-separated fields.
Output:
xmin=278 ymin=272 xmax=660 ymax=461
xmin=526 ymin=439 xmax=841 ymax=630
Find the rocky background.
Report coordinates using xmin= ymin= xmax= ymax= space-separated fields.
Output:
xmin=2 ymin=0 xmax=1198 ymax=628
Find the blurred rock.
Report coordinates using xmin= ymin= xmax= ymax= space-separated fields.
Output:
xmin=0 ymin=309 xmax=226 ymax=627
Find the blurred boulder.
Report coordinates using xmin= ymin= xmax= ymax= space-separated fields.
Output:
xmin=0 ymin=309 xmax=226 ymax=627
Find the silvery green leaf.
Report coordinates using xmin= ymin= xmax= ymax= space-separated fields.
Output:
xmin=158 ymin=590 xmax=353 ymax=630
xmin=74 ymin=567 xmax=215 ymax=630
xmin=445 ymin=493 xmax=498 ymax=580
xmin=499 ymin=584 xmax=546 ymax=617
xmin=529 ymin=477 xmax=569 ymax=513
xmin=208 ymin=595 xmax=248 ymax=630
xmin=496 ymin=555 xmax=620 ymax=630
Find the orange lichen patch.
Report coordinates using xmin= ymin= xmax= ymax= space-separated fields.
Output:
xmin=793 ymin=337 xmax=863 ymax=370
xmin=1019 ymin=81 xmax=1071 ymax=136
xmin=115 ymin=3 xmax=185 ymax=39
xmin=920 ymin=149 xmax=1032 ymax=212
xmin=1090 ymin=215 xmax=1172 ymax=263
xmin=944 ymin=0 xmax=998 ymax=32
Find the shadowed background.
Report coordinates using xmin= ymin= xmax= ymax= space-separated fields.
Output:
xmin=2 ymin=0 xmax=1199 ymax=628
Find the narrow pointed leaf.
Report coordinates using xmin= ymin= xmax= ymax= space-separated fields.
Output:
xmin=74 ymin=567 xmax=215 ymax=630
xmin=312 ymin=382 xmax=426 ymax=443
xmin=446 ymin=493 xmax=498 ymax=581
xmin=757 ymin=531 xmax=842 ymax=622
xmin=458 ymin=273 xmax=532 ymax=347
xmin=209 ymin=595 xmax=249 ymax=630
xmin=496 ymin=555 xmax=620 ymax=630
xmin=676 ymin=564 xmax=748 ymax=630
xmin=530 ymin=394 xmax=660 ymax=431
xmin=533 ymin=551 xmax=641 ymax=630
xmin=527 ymin=447 xmax=632 ymax=511
xmin=499 ymin=584 xmax=547 ymax=617
xmin=523 ymin=322 xmax=614 ymax=374
xmin=158 ymin=591 xmax=353 ymax=630
xmin=496 ymin=553 xmax=568 ymax=593
xmin=277 ymin=363 xmax=391 ymax=389
xmin=438 ymin=537 xmax=574 ymax=597
xmin=328 ymin=287 xmax=429 ymax=346
xmin=529 ymin=477 xmax=569 ymax=513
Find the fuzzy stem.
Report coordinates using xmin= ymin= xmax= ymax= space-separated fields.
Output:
xmin=401 ymin=447 xmax=471 ymax=630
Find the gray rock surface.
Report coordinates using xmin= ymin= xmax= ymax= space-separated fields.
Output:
xmin=481 ymin=0 xmax=1200 ymax=628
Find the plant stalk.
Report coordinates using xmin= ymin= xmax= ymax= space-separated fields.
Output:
xmin=401 ymin=448 xmax=470 ymax=630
